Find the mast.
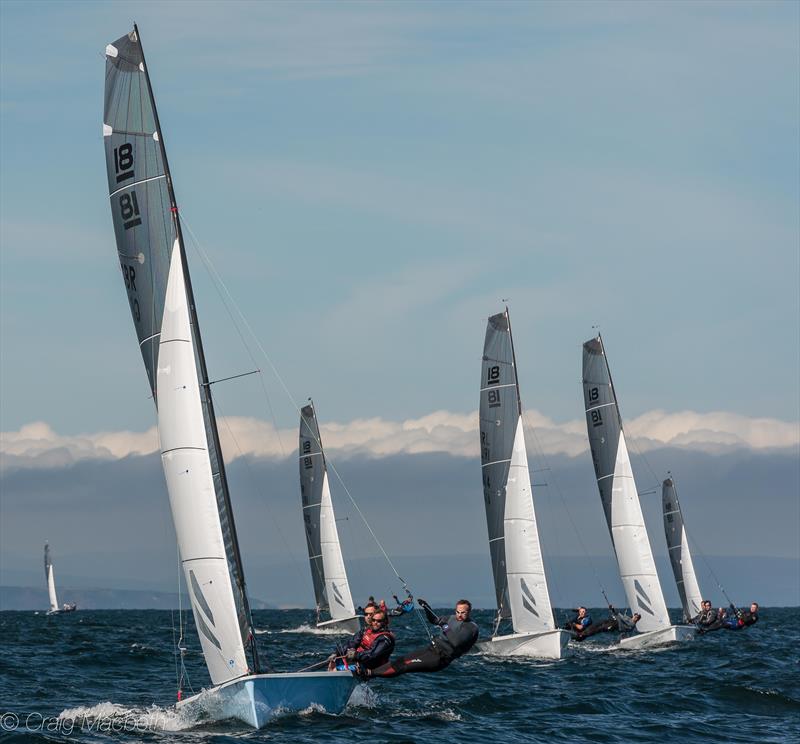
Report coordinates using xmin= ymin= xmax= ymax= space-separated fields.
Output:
xmin=133 ymin=24 xmax=259 ymax=673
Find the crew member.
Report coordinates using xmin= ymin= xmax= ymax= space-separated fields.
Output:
xmin=363 ymin=598 xmax=478 ymax=678
xmin=690 ymin=600 xmax=718 ymax=628
xmin=329 ymin=610 xmax=395 ymax=671
xmin=563 ymin=607 xmax=592 ymax=633
xmin=700 ymin=602 xmax=759 ymax=633
xmin=574 ymin=606 xmax=640 ymax=641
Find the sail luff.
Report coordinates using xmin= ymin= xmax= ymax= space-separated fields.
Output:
xmin=133 ymin=25 xmax=258 ymax=672
xmin=662 ymin=477 xmax=703 ymax=622
xmin=582 ymin=336 xmax=670 ymax=632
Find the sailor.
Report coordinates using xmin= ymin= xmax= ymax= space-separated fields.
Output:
xmin=699 ymin=602 xmax=759 ymax=633
xmin=329 ymin=610 xmax=395 ymax=671
xmin=362 ymin=598 xmax=479 ymax=678
xmin=389 ymin=594 xmax=415 ymax=617
xmin=562 ymin=607 xmax=593 ymax=633
xmin=690 ymin=600 xmax=718 ymax=628
xmin=574 ymin=606 xmax=640 ymax=641
xmin=355 ymin=597 xmax=378 ymax=616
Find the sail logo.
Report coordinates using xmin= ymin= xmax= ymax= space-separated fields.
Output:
xmin=633 ymin=579 xmax=655 ymax=616
xmin=520 ymin=578 xmax=539 ymax=617
xmin=331 ymin=582 xmax=345 ymax=608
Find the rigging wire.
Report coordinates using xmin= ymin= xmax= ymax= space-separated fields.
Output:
xmin=179 ymin=213 xmax=434 ymax=643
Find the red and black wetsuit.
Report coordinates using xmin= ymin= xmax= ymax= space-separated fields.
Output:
xmin=370 ymin=603 xmax=478 ymax=678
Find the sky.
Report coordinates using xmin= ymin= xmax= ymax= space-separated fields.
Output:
xmin=1 ymin=2 xmax=798 ymax=604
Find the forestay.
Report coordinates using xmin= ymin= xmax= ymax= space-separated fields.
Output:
xmin=582 ymin=337 xmax=670 ymax=633
xmin=104 ymin=28 xmax=255 ymax=685
xmin=299 ymin=404 xmax=356 ymax=623
xmin=44 ymin=543 xmax=59 ymax=613
xmin=662 ymin=478 xmax=702 ymax=622
xmin=480 ymin=311 xmax=554 ymax=634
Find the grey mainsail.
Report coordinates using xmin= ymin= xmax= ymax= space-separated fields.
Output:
xmin=479 ymin=310 xmax=555 ymax=634
xmin=299 ymin=404 xmax=329 ymax=612
xmin=104 ymin=27 xmax=257 ymax=679
xmin=479 ymin=312 xmax=517 ymax=618
xmin=662 ymin=477 xmax=703 ymax=622
xmin=299 ymin=403 xmax=356 ymax=624
xmin=582 ymin=336 xmax=670 ymax=633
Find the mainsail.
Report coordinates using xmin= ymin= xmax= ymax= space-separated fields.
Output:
xmin=44 ymin=543 xmax=59 ymax=613
xmin=299 ymin=403 xmax=356 ymax=623
xmin=662 ymin=477 xmax=703 ymax=622
xmin=104 ymin=28 xmax=257 ymax=684
xmin=582 ymin=336 xmax=670 ymax=633
xmin=479 ymin=310 xmax=555 ymax=634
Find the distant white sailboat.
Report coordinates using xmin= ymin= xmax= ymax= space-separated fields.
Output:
xmin=103 ymin=26 xmax=356 ymax=727
xmin=662 ymin=477 xmax=703 ymax=623
xmin=299 ymin=402 xmax=360 ymax=634
xmin=582 ymin=336 xmax=694 ymax=649
xmin=475 ymin=309 xmax=569 ymax=659
xmin=44 ymin=543 xmax=76 ymax=615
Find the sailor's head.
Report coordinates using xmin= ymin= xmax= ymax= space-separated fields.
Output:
xmin=455 ymin=599 xmax=472 ymax=620
xmin=750 ymin=602 xmax=759 ymax=613
xmin=701 ymin=600 xmax=710 ymax=609
xmin=632 ymin=613 xmax=642 ymax=623
xmin=577 ymin=607 xmax=587 ymax=617
xmin=370 ymin=611 xmax=388 ymax=630
xmin=364 ymin=604 xmax=378 ymax=619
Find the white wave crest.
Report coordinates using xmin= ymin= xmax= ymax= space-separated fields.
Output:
xmin=57 ymin=701 xmax=195 ymax=732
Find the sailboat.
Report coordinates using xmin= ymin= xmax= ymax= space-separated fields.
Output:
xmin=582 ymin=336 xmax=694 ymax=648
xmin=662 ymin=477 xmax=703 ymax=623
xmin=103 ymin=27 xmax=356 ymax=727
xmin=475 ymin=309 xmax=569 ymax=658
xmin=299 ymin=402 xmax=360 ymax=633
xmin=44 ymin=543 xmax=76 ymax=615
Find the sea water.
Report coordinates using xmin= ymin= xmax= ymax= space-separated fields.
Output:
xmin=0 ymin=607 xmax=796 ymax=743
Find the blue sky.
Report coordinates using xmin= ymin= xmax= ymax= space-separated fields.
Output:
xmin=1 ymin=2 xmax=798 ymax=608
xmin=1 ymin=0 xmax=798 ymax=438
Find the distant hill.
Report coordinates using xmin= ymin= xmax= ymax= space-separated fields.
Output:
xmin=0 ymin=586 xmax=275 ymax=611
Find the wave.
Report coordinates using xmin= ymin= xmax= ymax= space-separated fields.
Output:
xmin=57 ymin=701 xmax=197 ymax=732
xmin=279 ymin=623 xmax=354 ymax=635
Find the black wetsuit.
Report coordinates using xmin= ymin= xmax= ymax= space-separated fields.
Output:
xmin=574 ymin=607 xmax=637 ymax=641
xmin=701 ymin=606 xmax=758 ymax=633
xmin=370 ymin=603 xmax=478 ymax=678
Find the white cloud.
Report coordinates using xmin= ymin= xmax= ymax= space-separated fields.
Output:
xmin=2 ymin=409 xmax=796 ymax=471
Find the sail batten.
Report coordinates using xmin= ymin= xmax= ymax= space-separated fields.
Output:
xmin=299 ymin=403 xmax=356 ymax=622
xmin=104 ymin=27 xmax=256 ymax=683
xmin=582 ymin=336 xmax=670 ymax=632
xmin=480 ymin=310 xmax=555 ymax=634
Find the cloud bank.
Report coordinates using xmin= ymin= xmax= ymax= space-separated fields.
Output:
xmin=2 ymin=409 xmax=797 ymax=471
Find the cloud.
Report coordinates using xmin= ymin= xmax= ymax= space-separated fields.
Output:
xmin=2 ymin=408 xmax=796 ymax=471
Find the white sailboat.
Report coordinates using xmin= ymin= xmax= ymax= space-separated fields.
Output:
xmin=44 ymin=543 xmax=76 ymax=615
xmin=103 ymin=27 xmax=356 ymax=727
xmin=299 ymin=402 xmax=360 ymax=633
xmin=662 ymin=477 xmax=703 ymax=623
xmin=582 ymin=336 xmax=694 ymax=649
xmin=476 ymin=309 xmax=569 ymax=659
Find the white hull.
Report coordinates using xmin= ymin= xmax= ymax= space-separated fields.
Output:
xmin=177 ymin=671 xmax=357 ymax=728
xmin=618 ymin=624 xmax=695 ymax=649
xmin=476 ymin=629 xmax=569 ymax=659
xmin=316 ymin=616 xmax=361 ymax=634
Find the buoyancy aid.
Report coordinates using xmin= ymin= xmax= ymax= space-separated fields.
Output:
xmin=357 ymin=628 xmax=395 ymax=652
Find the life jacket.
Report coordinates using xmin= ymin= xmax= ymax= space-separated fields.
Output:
xmin=357 ymin=628 xmax=394 ymax=653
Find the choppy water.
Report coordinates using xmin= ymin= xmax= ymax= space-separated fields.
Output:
xmin=1 ymin=607 xmax=797 ymax=742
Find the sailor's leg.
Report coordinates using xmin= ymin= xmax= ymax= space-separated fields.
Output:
xmin=370 ymin=646 xmax=448 ymax=677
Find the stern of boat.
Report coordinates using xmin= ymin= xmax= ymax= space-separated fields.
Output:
xmin=476 ymin=629 xmax=569 ymax=659
xmin=177 ymin=671 xmax=357 ymax=728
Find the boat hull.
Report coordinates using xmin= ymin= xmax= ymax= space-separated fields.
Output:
xmin=316 ymin=616 xmax=361 ymax=634
xmin=619 ymin=624 xmax=695 ymax=649
xmin=476 ymin=629 xmax=570 ymax=659
xmin=177 ymin=671 xmax=357 ymax=728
